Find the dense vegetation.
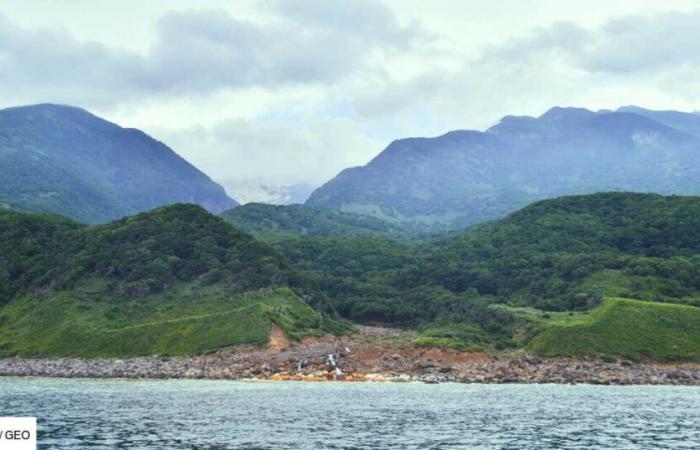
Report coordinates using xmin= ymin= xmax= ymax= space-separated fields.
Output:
xmin=307 ymin=107 xmax=700 ymax=231
xmin=220 ymin=203 xmax=405 ymax=239
xmin=0 ymin=104 xmax=236 ymax=223
xmin=0 ymin=204 xmax=301 ymax=306
xmin=414 ymin=192 xmax=700 ymax=311
xmin=252 ymin=193 xmax=700 ymax=353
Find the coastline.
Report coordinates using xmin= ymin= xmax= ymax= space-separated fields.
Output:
xmin=1 ymin=327 xmax=698 ymax=385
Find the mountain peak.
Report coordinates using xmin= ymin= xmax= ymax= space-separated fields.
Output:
xmin=1 ymin=103 xmax=96 ymax=119
xmin=539 ymin=106 xmax=596 ymax=123
xmin=613 ymin=105 xmax=700 ymax=137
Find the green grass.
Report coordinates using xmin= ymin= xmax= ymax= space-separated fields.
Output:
xmin=579 ymin=269 xmax=700 ymax=306
xmin=0 ymin=283 xmax=350 ymax=357
xmin=527 ymin=297 xmax=700 ymax=362
xmin=416 ymin=323 xmax=492 ymax=351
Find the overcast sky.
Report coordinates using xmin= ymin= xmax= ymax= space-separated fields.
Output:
xmin=2 ymin=0 xmax=700 ymax=196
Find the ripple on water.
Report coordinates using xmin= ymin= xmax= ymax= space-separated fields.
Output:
xmin=0 ymin=379 xmax=699 ymax=449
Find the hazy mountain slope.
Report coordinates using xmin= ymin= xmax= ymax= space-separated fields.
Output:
xmin=221 ymin=179 xmax=315 ymax=205
xmin=0 ymin=104 xmax=237 ymax=223
xmin=307 ymin=107 xmax=700 ymax=230
xmin=617 ymin=106 xmax=700 ymax=137
xmin=220 ymin=203 xmax=405 ymax=239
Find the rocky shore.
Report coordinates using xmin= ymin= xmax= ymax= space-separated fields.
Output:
xmin=1 ymin=326 xmax=699 ymax=385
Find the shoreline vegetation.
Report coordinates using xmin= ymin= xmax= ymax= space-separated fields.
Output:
xmin=1 ymin=327 xmax=698 ymax=385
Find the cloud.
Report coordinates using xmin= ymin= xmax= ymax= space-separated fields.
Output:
xmin=0 ymin=13 xmax=145 ymax=105
xmin=581 ymin=11 xmax=700 ymax=73
xmin=486 ymin=10 xmax=700 ymax=74
xmin=268 ymin=0 xmax=421 ymax=47
xmin=0 ymin=3 xmax=426 ymax=106
xmin=154 ymin=116 xmax=382 ymax=185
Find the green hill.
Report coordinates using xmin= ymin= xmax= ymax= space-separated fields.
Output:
xmin=414 ymin=192 xmax=700 ymax=311
xmin=0 ymin=204 xmax=300 ymax=305
xmin=527 ymin=298 xmax=700 ymax=362
xmin=267 ymin=193 xmax=700 ymax=324
xmin=0 ymin=205 xmax=347 ymax=357
xmin=220 ymin=203 xmax=405 ymax=239
xmin=0 ymin=286 xmax=343 ymax=357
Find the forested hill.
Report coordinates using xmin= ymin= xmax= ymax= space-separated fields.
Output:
xmin=411 ymin=192 xmax=700 ymax=310
xmin=307 ymin=106 xmax=700 ymax=231
xmin=0 ymin=204 xmax=298 ymax=306
xmin=0 ymin=204 xmax=351 ymax=357
xmin=0 ymin=104 xmax=237 ymax=224
xmin=273 ymin=193 xmax=700 ymax=325
xmin=2 ymin=193 xmax=699 ymax=359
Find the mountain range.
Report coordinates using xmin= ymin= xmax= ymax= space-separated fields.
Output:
xmin=0 ymin=104 xmax=237 ymax=224
xmin=307 ymin=106 xmax=700 ymax=230
xmin=4 ymin=103 xmax=699 ymax=234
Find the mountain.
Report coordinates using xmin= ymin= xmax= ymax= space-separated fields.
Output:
xmin=259 ymin=192 xmax=700 ymax=359
xmin=0 ymin=104 xmax=237 ymax=224
xmin=307 ymin=106 xmax=700 ymax=230
xmin=220 ymin=203 xmax=405 ymax=239
xmin=0 ymin=204 xmax=347 ymax=357
xmin=617 ymin=106 xmax=700 ymax=137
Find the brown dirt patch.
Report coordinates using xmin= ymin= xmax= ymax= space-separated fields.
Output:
xmin=267 ymin=324 xmax=290 ymax=351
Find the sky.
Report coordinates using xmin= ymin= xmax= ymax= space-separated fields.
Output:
xmin=1 ymin=0 xmax=700 ymax=200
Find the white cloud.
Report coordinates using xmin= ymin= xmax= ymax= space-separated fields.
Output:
xmin=487 ymin=10 xmax=700 ymax=74
xmin=153 ymin=116 xmax=382 ymax=186
xmin=0 ymin=3 xmax=426 ymax=104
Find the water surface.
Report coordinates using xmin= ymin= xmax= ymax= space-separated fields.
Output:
xmin=1 ymin=378 xmax=699 ymax=449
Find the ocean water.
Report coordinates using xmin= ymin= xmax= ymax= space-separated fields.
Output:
xmin=1 ymin=378 xmax=699 ymax=449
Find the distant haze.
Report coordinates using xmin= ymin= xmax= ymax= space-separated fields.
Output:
xmin=1 ymin=0 xmax=700 ymax=202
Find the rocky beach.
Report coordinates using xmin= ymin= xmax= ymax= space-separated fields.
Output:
xmin=1 ymin=326 xmax=698 ymax=385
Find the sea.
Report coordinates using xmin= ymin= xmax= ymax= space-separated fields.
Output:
xmin=1 ymin=378 xmax=699 ymax=449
